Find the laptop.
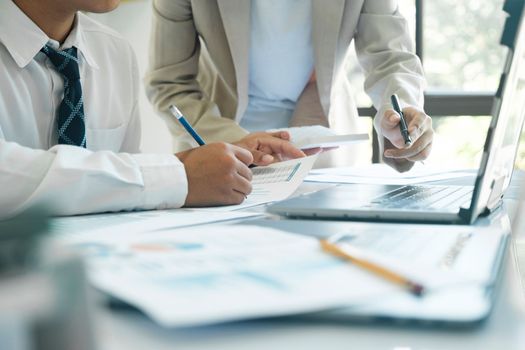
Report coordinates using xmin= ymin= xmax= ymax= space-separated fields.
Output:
xmin=268 ymin=2 xmax=525 ymax=225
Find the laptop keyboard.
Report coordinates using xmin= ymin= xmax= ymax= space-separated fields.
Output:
xmin=367 ymin=185 xmax=473 ymax=210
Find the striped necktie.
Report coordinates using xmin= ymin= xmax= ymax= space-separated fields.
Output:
xmin=40 ymin=45 xmax=86 ymax=148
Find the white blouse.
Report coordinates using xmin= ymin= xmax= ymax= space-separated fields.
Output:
xmin=241 ymin=0 xmax=315 ymax=131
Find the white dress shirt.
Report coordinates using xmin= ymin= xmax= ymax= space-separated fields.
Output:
xmin=240 ymin=0 xmax=314 ymax=132
xmin=0 ymin=1 xmax=188 ymax=219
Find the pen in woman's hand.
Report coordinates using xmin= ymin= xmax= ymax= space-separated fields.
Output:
xmin=390 ymin=94 xmax=412 ymax=146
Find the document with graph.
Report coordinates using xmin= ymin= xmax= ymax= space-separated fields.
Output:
xmin=64 ymin=224 xmax=394 ymax=327
xmin=198 ymin=155 xmax=318 ymax=211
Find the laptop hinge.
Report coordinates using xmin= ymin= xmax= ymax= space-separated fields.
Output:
xmin=487 ymin=175 xmax=506 ymax=211
xmin=459 ymin=200 xmax=504 ymax=224
xmin=459 ymin=174 xmax=506 ymax=223
xmin=458 ymin=207 xmax=473 ymax=222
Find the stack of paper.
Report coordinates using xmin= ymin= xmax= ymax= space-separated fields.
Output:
xmin=59 ymin=219 xmax=499 ymax=328
xmin=62 ymin=224 xmax=399 ymax=327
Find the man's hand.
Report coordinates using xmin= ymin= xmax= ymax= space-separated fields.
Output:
xmin=233 ymin=131 xmax=306 ymax=166
xmin=176 ymin=143 xmax=253 ymax=206
xmin=378 ymin=106 xmax=434 ymax=172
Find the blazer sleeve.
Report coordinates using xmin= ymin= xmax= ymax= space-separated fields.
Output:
xmin=354 ymin=0 xmax=426 ymax=148
xmin=145 ymin=0 xmax=248 ymax=149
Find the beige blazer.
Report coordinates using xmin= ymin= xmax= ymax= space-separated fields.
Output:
xmin=145 ymin=0 xmax=425 ymax=151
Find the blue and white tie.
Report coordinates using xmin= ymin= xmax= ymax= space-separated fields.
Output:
xmin=41 ymin=45 xmax=86 ymax=148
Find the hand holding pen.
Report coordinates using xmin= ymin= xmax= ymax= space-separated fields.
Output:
xmin=169 ymin=104 xmax=304 ymax=167
xmin=376 ymin=95 xmax=434 ymax=171
xmin=169 ymin=105 xmax=254 ymax=205
xmin=167 ymin=105 xmax=305 ymax=205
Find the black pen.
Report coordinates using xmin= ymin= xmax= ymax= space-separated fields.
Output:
xmin=390 ymin=94 xmax=412 ymax=146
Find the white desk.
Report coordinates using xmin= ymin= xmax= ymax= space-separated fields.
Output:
xmin=91 ymin=173 xmax=525 ymax=350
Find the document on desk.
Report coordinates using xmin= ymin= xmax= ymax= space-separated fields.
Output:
xmin=50 ymin=209 xmax=263 ymax=240
xmin=66 ymin=224 xmax=398 ymax=327
xmin=305 ymin=163 xmax=475 ymax=185
xmin=57 ymin=219 xmax=504 ymax=327
xmin=324 ymin=224 xmax=502 ymax=288
xmin=308 ymin=221 xmax=508 ymax=323
xmin=196 ymin=155 xmax=318 ymax=211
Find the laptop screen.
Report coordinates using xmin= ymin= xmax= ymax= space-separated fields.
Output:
xmin=469 ymin=4 xmax=525 ymax=222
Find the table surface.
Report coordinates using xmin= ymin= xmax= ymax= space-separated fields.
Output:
xmin=92 ymin=171 xmax=525 ymax=350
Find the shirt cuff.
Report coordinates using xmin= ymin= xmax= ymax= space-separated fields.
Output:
xmin=373 ymin=104 xmax=392 ymax=154
xmin=131 ymin=154 xmax=188 ymax=210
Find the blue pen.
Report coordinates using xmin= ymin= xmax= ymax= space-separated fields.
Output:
xmin=169 ymin=105 xmax=206 ymax=146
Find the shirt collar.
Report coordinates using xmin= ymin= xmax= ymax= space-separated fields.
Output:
xmin=55 ymin=13 xmax=98 ymax=69
xmin=0 ymin=1 xmax=99 ymax=70
xmin=64 ymin=13 xmax=99 ymax=70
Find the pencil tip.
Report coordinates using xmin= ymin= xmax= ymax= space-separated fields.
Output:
xmin=412 ymin=284 xmax=425 ymax=297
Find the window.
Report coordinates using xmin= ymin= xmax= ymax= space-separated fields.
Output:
xmin=423 ymin=0 xmax=506 ymax=91
xmin=347 ymin=0 xmax=511 ymax=168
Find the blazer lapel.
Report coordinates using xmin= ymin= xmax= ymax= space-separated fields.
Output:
xmin=312 ymin=0 xmax=345 ymax=112
xmin=217 ymin=0 xmax=251 ymax=121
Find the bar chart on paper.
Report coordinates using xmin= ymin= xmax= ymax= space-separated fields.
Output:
xmin=69 ymin=224 xmax=397 ymax=327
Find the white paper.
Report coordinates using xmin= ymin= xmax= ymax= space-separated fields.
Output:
xmin=306 ymin=163 xmax=475 ymax=185
xmin=50 ymin=209 xmax=263 ymax=241
xmin=319 ymin=223 xmax=507 ymax=321
xmin=327 ymin=224 xmax=499 ymax=289
xmin=196 ymin=155 xmax=318 ymax=211
xmin=63 ymin=224 xmax=399 ymax=327
xmin=60 ymin=221 xmax=501 ymax=328
xmin=269 ymin=125 xmax=369 ymax=149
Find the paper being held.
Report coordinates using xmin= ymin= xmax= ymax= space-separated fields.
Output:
xmin=271 ymin=125 xmax=369 ymax=149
